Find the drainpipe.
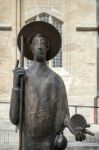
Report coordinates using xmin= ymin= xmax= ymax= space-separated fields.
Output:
xmin=94 ymin=96 xmax=99 ymax=124
xmin=95 ymin=1 xmax=99 ymax=124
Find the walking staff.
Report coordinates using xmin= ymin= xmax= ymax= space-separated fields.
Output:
xmin=19 ymin=36 xmax=24 ymax=150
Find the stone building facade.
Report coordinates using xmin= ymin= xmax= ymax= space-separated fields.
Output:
xmin=0 ymin=0 xmax=98 ymax=124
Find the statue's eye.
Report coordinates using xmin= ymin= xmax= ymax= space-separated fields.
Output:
xmin=33 ymin=42 xmax=37 ymax=44
xmin=32 ymin=40 xmax=37 ymax=45
xmin=41 ymin=40 xmax=46 ymax=44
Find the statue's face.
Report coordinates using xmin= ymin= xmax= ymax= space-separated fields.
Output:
xmin=30 ymin=34 xmax=49 ymax=62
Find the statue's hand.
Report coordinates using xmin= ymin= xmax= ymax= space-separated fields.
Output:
xmin=75 ymin=126 xmax=94 ymax=141
xmin=13 ymin=60 xmax=25 ymax=88
xmin=75 ymin=127 xmax=86 ymax=141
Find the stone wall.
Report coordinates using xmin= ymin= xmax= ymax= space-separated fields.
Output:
xmin=0 ymin=0 xmax=97 ymax=122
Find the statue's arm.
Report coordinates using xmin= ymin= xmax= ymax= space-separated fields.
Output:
xmin=62 ymin=83 xmax=76 ymax=135
xmin=9 ymin=87 xmax=20 ymax=125
xmin=61 ymin=81 xmax=89 ymax=141
xmin=9 ymin=67 xmax=25 ymax=125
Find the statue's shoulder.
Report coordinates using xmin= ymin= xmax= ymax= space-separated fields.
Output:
xmin=24 ymin=63 xmax=35 ymax=77
xmin=48 ymin=69 xmax=66 ymax=96
xmin=48 ymin=68 xmax=65 ymax=88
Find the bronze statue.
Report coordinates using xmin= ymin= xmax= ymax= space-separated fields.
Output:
xmin=9 ymin=21 xmax=94 ymax=150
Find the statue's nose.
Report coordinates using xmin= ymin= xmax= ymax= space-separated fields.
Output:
xmin=38 ymin=40 xmax=41 ymax=48
xmin=38 ymin=48 xmax=42 ymax=51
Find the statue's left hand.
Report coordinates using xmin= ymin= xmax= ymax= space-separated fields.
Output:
xmin=75 ymin=126 xmax=94 ymax=141
xmin=75 ymin=127 xmax=86 ymax=141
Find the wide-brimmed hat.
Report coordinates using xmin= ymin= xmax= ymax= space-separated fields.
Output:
xmin=17 ymin=21 xmax=61 ymax=61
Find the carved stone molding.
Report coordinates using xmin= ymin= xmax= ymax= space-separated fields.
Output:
xmin=25 ymin=6 xmax=64 ymax=22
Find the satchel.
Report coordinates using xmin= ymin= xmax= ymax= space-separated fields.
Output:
xmin=54 ymin=131 xmax=67 ymax=150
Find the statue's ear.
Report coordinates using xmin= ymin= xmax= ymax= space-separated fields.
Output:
xmin=29 ymin=36 xmax=34 ymax=51
xmin=46 ymin=42 xmax=50 ymax=53
xmin=30 ymin=43 xmax=33 ymax=52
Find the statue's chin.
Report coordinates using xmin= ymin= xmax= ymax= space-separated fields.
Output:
xmin=36 ymin=55 xmax=46 ymax=62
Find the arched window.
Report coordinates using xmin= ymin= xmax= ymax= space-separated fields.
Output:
xmin=52 ymin=17 xmax=62 ymax=67
xmin=26 ymin=13 xmax=63 ymax=68
xmin=39 ymin=13 xmax=49 ymax=22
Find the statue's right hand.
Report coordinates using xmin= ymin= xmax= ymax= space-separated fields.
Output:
xmin=13 ymin=60 xmax=25 ymax=88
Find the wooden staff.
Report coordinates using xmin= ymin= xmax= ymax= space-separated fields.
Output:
xmin=19 ymin=35 xmax=24 ymax=150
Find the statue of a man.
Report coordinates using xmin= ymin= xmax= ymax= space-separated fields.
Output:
xmin=9 ymin=21 xmax=85 ymax=150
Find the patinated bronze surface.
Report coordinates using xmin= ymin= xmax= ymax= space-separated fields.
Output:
xmin=9 ymin=22 xmax=93 ymax=150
